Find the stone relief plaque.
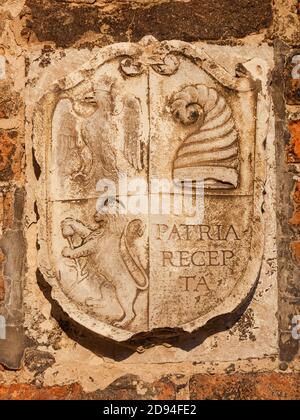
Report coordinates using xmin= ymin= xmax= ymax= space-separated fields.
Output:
xmin=31 ymin=36 xmax=270 ymax=342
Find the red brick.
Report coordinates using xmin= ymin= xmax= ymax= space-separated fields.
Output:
xmin=152 ymin=378 xmax=176 ymax=400
xmin=289 ymin=181 xmax=300 ymax=226
xmin=0 ymin=374 xmax=300 ymax=400
xmin=0 ymin=192 xmax=15 ymax=230
xmin=190 ymin=373 xmax=300 ymax=400
xmin=0 ymin=384 xmax=83 ymax=400
xmin=0 ymin=377 xmax=177 ymax=400
xmin=291 ymin=241 xmax=300 ymax=265
xmin=287 ymin=121 xmax=300 ymax=163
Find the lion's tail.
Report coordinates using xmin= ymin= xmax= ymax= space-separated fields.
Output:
xmin=120 ymin=220 xmax=149 ymax=291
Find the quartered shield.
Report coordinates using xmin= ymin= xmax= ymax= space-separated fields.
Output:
xmin=33 ymin=37 xmax=266 ymax=341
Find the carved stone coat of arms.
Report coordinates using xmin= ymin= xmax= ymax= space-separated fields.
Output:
xmin=32 ymin=36 xmax=270 ymax=341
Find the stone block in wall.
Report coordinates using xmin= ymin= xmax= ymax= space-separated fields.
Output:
xmin=23 ymin=38 xmax=279 ymax=367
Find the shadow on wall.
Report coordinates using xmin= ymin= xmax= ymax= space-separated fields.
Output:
xmin=36 ymin=269 xmax=258 ymax=361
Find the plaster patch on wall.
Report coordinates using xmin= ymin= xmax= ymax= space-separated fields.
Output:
xmin=0 ymin=57 xmax=6 ymax=81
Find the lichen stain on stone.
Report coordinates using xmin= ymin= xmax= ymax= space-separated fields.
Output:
xmin=24 ymin=349 xmax=56 ymax=375
xmin=229 ymin=308 xmax=257 ymax=342
xmin=24 ymin=0 xmax=273 ymax=47
xmin=0 ymin=130 xmax=18 ymax=182
xmin=38 ymin=46 xmax=56 ymax=68
xmin=0 ymin=83 xmax=20 ymax=119
xmin=287 ymin=120 xmax=300 ymax=163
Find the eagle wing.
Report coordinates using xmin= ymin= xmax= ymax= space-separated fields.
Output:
xmin=123 ymin=95 xmax=145 ymax=172
xmin=56 ymin=108 xmax=81 ymax=179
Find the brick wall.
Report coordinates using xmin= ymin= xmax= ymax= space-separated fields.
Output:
xmin=0 ymin=0 xmax=300 ymax=400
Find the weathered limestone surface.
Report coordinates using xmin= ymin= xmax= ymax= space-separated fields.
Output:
xmin=0 ymin=0 xmax=299 ymax=400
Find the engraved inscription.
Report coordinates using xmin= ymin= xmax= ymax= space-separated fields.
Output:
xmin=157 ymin=223 xmax=238 ymax=298
xmin=181 ymin=276 xmax=211 ymax=293
xmin=156 ymin=224 xmax=240 ymax=241
xmin=162 ymin=250 xmax=234 ymax=268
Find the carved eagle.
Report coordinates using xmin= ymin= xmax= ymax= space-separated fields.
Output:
xmin=57 ymin=107 xmax=93 ymax=182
